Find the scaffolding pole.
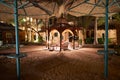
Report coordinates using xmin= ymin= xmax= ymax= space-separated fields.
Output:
xmin=104 ymin=0 xmax=109 ymax=78
xmin=14 ymin=0 xmax=21 ymax=80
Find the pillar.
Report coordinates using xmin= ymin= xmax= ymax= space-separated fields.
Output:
xmin=60 ymin=31 xmax=62 ymax=52
xmin=93 ymin=17 xmax=98 ymax=45
xmin=14 ymin=0 xmax=21 ymax=80
xmin=104 ymin=0 xmax=109 ymax=78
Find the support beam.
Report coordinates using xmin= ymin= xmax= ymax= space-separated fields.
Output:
xmin=68 ymin=1 xmax=86 ymax=10
xmin=86 ymin=1 xmax=104 ymax=7
xmin=89 ymin=0 xmax=101 ymax=14
xmin=19 ymin=0 xmax=28 ymax=16
xmin=53 ymin=2 xmax=57 ymax=13
xmin=14 ymin=0 xmax=21 ymax=80
xmin=65 ymin=0 xmax=74 ymax=10
xmin=0 ymin=1 xmax=13 ymax=8
xmin=109 ymin=0 xmax=120 ymax=8
xmin=18 ymin=1 xmax=29 ymax=9
xmin=104 ymin=0 xmax=109 ymax=78
xmin=32 ymin=2 xmax=52 ymax=15
xmin=114 ymin=0 xmax=120 ymax=8
xmin=108 ymin=0 xmax=116 ymax=7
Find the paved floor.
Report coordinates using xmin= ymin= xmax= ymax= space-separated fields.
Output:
xmin=0 ymin=45 xmax=120 ymax=80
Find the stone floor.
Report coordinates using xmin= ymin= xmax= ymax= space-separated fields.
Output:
xmin=0 ymin=45 xmax=120 ymax=80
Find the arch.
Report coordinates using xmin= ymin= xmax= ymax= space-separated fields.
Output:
xmin=62 ymin=29 xmax=74 ymax=42
xmin=48 ymin=23 xmax=82 ymax=51
xmin=49 ymin=29 xmax=60 ymax=45
xmin=62 ymin=29 xmax=74 ymax=35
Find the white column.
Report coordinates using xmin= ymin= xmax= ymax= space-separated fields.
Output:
xmin=94 ymin=17 xmax=98 ymax=45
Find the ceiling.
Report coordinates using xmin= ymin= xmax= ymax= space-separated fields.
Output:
xmin=0 ymin=0 xmax=120 ymax=21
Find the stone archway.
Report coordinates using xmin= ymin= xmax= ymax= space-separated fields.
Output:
xmin=62 ymin=29 xmax=74 ymax=42
xmin=49 ymin=29 xmax=60 ymax=46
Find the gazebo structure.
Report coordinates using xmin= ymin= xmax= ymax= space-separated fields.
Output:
xmin=0 ymin=0 xmax=120 ymax=80
xmin=47 ymin=16 xmax=81 ymax=51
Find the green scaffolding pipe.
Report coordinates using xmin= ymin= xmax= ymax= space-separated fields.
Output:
xmin=19 ymin=0 xmax=28 ymax=16
xmin=18 ymin=1 xmax=29 ymax=9
xmin=68 ymin=1 xmax=86 ymax=10
xmin=14 ymin=0 xmax=21 ymax=80
xmin=86 ymin=1 xmax=104 ymax=8
xmin=88 ymin=0 xmax=101 ymax=14
xmin=108 ymin=0 xmax=116 ymax=7
xmin=114 ymin=0 xmax=120 ymax=8
xmin=0 ymin=1 xmax=13 ymax=8
xmin=104 ymin=0 xmax=109 ymax=78
xmin=52 ymin=2 xmax=56 ymax=13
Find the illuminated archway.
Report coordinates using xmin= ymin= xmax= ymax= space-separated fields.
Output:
xmin=62 ymin=29 xmax=74 ymax=42
xmin=49 ymin=29 xmax=60 ymax=45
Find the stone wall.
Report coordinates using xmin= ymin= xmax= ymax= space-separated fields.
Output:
xmin=97 ymin=29 xmax=117 ymax=43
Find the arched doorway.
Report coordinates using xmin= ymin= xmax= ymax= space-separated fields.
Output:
xmin=62 ymin=29 xmax=74 ymax=42
xmin=49 ymin=29 xmax=60 ymax=46
xmin=48 ymin=17 xmax=81 ymax=51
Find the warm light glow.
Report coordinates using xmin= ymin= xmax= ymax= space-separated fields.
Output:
xmin=47 ymin=41 xmax=51 ymax=44
xmin=0 ymin=21 xmax=4 ymax=23
xmin=27 ymin=28 xmax=31 ymax=31
xmin=34 ymin=33 xmax=39 ymax=42
xmin=68 ymin=22 xmax=74 ymax=25
xmin=26 ymin=17 xmax=29 ymax=21
xmin=23 ymin=18 xmax=26 ymax=22
xmin=30 ymin=17 xmax=33 ymax=22
xmin=22 ymin=27 xmax=25 ymax=30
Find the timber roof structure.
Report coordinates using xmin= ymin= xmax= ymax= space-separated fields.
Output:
xmin=0 ymin=0 xmax=120 ymax=21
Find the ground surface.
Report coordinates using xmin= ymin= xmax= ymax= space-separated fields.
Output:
xmin=0 ymin=45 xmax=120 ymax=80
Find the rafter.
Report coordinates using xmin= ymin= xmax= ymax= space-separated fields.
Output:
xmin=86 ymin=1 xmax=104 ymax=7
xmin=89 ymin=0 xmax=101 ymax=14
xmin=65 ymin=0 xmax=75 ymax=10
xmin=19 ymin=0 xmax=27 ymax=16
xmin=32 ymin=1 xmax=52 ymax=15
xmin=68 ymin=1 xmax=86 ymax=10
xmin=114 ymin=0 xmax=120 ymax=8
xmin=0 ymin=0 xmax=13 ymax=8
xmin=52 ymin=2 xmax=56 ymax=13
xmin=18 ymin=1 xmax=29 ymax=9
xmin=108 ymin=0 xmax=115 ymax=7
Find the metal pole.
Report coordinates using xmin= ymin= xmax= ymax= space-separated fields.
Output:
xmin=104 ymin=0 xmax=109 ymax=78
xmin=14 ymin=0 xmax=21 ymax=80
